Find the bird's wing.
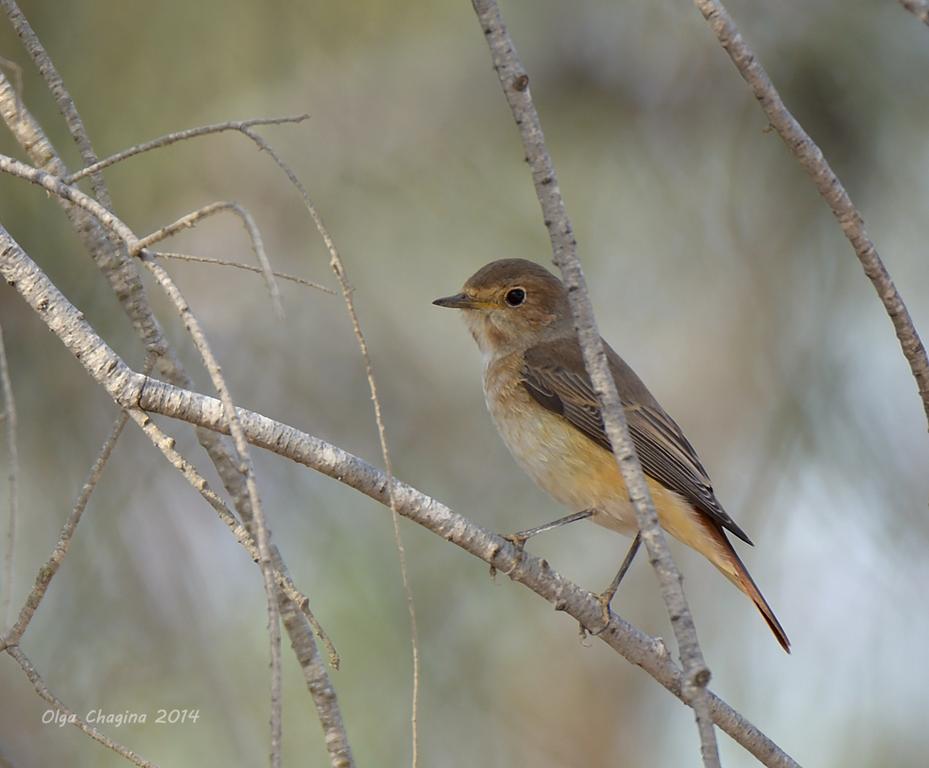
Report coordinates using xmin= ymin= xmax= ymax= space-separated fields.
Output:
xmin=521 ymin=336 xmax=753 ymax=545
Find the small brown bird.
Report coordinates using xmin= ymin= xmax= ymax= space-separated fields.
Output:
xmin=434 ymin=258 xmax=789 ymax=652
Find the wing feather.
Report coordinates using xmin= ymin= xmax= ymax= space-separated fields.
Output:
xmin=521 ymin=338 xmax=753 ymax=545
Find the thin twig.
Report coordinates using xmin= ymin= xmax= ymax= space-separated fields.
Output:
xmin=1 ymin=0 xmax=111 ymax=204
xmin=0 ymin=326 xmax=18 ymax=630
xmin=4 ymin=645 xmax=157 ymax=767
xmin=0 ymin=232 xmax=799 ymax=768
xmin=64 ymin=115 xmax=310 ymax=184
xmin=246 ymin=133 xmax=422 ymax=766
xmin=0 ymin=72 xmax=338 ymax=745
xmin=136 ymin=202 xmax=283 ymax=318
xmin=137 ymin=256 xmax=283 ymax=768
xmin=692 ymin=0 xmax=929 ymax=429
xmin=0 ymin=19 xmax=172 ymax=362
xmin=470 ymin=1 xmax=721 ymax=764
xmin=3 ymin=412 xmax=128 ymax=645
xmin=0 ymin=165 xmax=352 ymax=766
xmin=899 ymin=0 xmax=929 ymax=25
xmin=331 ymin=255 xmax=422 ymax=768
xmin=0 ymin=11 xmax=352 ymax=760
xmin=126 ymin=409 xmax=338 ymax=667
xmin=153 ymin=252 xmax=334 ymax=294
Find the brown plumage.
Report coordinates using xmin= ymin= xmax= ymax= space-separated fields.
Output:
xmin=434 ymin=258 xmax=789 ymax=652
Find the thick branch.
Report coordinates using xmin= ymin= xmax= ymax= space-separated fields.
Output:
xmin=0 ymin=68 xmax=167 ymax=358
xmin=470 ymin=1 xmax=720 ymax=762
xmin=692 ymin=0 xmax=929 ymax=429
xmin=0 ymin=157 xmax=354 ymax=764
xmin=0 ymin=11 xmax=354 ymax=756
xmin=0 ymin=209 xmax=799 ymax=768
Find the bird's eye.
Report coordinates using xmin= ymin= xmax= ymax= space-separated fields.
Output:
xmin=505 ymin=287 xmax=526 ymax=307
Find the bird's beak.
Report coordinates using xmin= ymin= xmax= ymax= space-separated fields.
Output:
xmin=432 ymin=292 xmax=480 ymax=309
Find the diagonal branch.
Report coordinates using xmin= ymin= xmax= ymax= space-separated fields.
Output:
xmin=63 ymin=115 xmax=310 ymax=184
xmin=692 ymin=0 xmax=929 ymax=429
xmin=470 ymin=1 xmax=721 ymax=763
xmin=3 ymin=412 xmax=128 ymax=646
xmin=0 ymin=15 xmax=354 ymax=761
xmin=0 ymin=190 xmax=800 ymax=768
xmin=257 ymin=139 xmax=423 ymax=767
xmin=126 ymin=408 xmax=338 ymax=666
xmin=0 ymin=67 xmax=167 ymax=359
xmin=3 ymin=644 xmax=157 ymax=768
xmin=137 ymin=202 xmax=283 ymax=318
xmin=0 ymin=155 xmax=353 ymax=765
xmin=153 ymin=252 xmax=334 ymax=294
xmin=1 ymin=0 xmax=111 ymax=205
xmin=0 ymin=158 xmax=285 ymax=764
xmin=133 ymin=255 xmax=284 ymax=766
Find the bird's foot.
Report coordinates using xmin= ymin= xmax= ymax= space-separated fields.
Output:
xmin=594 ymin=588 xmax=616 ymax=633
xmin=592 ymin=532 xmax=642 ymax=634
xmin=503 ymin=532 xmax=530 ymax=551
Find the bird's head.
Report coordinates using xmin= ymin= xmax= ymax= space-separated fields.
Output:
xmin=433 ymin=259 xmax=572 ymax=358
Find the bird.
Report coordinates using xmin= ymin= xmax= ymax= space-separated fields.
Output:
xmin=433 ymin=258 xmax=789 ymax=652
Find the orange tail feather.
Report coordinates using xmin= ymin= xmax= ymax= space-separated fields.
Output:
xmin=704 ymin=522 xmax=790 ymax=653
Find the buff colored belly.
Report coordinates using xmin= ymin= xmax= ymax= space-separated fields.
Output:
xmin=482 ymin=355 xmax=703 ymax=550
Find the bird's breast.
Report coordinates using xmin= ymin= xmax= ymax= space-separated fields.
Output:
xmin=481 ymin=353 xmax=639 ymax=535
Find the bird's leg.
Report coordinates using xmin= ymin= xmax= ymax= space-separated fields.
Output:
xmin=504 ymin=508 xmax=595 ymax=550
xmin=596 ymin=532 xmax=642 ymax=626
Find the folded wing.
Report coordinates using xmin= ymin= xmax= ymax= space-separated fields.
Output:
xmin=521 ymin=336 xmax=753 ymax=545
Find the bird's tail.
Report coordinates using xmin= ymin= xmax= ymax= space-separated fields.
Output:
xmin=702 ymin=521 xmax=790 ymax=653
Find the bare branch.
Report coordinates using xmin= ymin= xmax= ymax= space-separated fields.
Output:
xmin=3 ymin=412 xmax=128 ymax=645
xmin=154 ymin=252 xmax=334 ymax=294
xmin=1 ymin=0 xmax=110 ymax=201
xmin=470 ymin=1 xmax=721 ymax=763
xmin=276 ymin=147 xmax=422 ymax=765
xmin=4 ymin=645 xmax=157 ymax=768
xmin=899 ymin=0 xmax=929 ymax=25
xmin=692 ymin=0 xmax=929 ymax=429
xmin=126 ymin=408 xmax=338 ymax=667
xmin=136 ymin=202 xmax=283 ymax=318
xmin=0 ymin=195 xmax=799 ymax=768
xmin=0 ymin=325 xmax=18 ymax=629
xmin=0 ymin=166 xmax=287 ymax=744
xmin=194 ymin=102 xmax=426 ymax=763
xmin=0 ymin=68 xmax=169 ymax=359
xmin=0 ymin=368 xmax=333 ymax=665
xmin=136 ymin=256 xmax=283 ymax=767
xmin=63 ymin=115 xmax=310 ymax=184
xmin=1 ymin=11 xmax=354 ymax=759
xmin=333 ymin=252 xmax=422 ymax=768
xmin=0 ymin=163 xmax=354 ymax=766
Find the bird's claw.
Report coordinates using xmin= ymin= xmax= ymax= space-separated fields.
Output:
xmin=594 ymin=590 xmax=614 ymax=634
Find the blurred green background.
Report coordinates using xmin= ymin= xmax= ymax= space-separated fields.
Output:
xmin=1 ymin=1 xmax=928 ymax=765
